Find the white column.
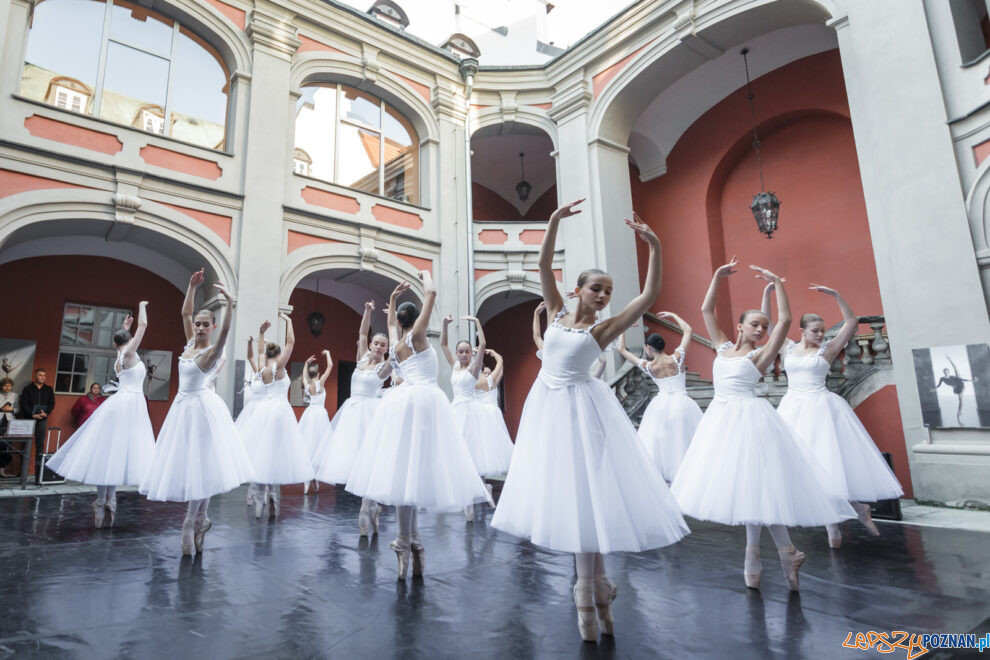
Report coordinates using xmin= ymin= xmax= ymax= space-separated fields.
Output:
xmin=831 ymin=3 xmax=990 ymax=502
xmin=228 ymin=8 xmax=300 ymax=408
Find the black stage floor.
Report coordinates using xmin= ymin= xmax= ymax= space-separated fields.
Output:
xmin=1 ymin=487 xmax=987 ymax=659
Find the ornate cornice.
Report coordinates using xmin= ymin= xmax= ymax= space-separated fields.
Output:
xmin=247 ymin=9 xmax=301 ymax=60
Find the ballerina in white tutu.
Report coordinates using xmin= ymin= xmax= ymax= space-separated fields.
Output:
xmin=239 ymin=334 xmax=265 ymax=508
xmin=615 ymin=312 xmax=702 ymax=483
xmin=140 ymin=269 xmax=252 ymax=555
xmin=299 ymin=350 xmax=333 ymax=495
xmin=670 ymin=258 xmax=855 ymax=592
xmin=473 ymin=348 xmax=515 ymax=469
xmin=48 ymin=301 xmax=155 ymax=528
xmin=241 ymin=313 xmax=315 ymax=519
xmin=442 ymin=315 xmax=512 ymax=510
xmin=534 ymin=299 xmax=609 ymax=378
xmin=313 ymin=301 xmax=392 ymax=536
xmin=769 ymin=283 xmax=903 ymax=549
xmin=346 ymin=273 xmax=491 ymax=579
xmin=491 ymin=201 xmax=688 ymax=643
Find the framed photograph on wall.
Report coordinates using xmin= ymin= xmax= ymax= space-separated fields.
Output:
xmin=136 ymin=350 xmax=172 ymax=401
xmin=0 ymin=338 xmax=37 ymax=391
xmin=912 ymin=343 xmax=990 ymax=429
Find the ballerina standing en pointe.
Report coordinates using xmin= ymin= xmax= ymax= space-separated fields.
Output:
xmin=670 ymin=258 xmax=855 ymax=591
xmin=313 ymin=301 xmax=392 ymax=536
xmin=240 ymin=313 xmax=315 ymax=519
xmin=299 ymin=350 xmax=333 ymax=494
xmin=346 ymin=273 xmax=491 ymax=579
xmin=239 ymin=334 xmax=266 ymax=508
xmin=48 ymin=301 xmax=156 ymax=528
xmin=614 ymin=312 xmax=702 ymax=483
xmin=491 ymin=202 xmax=688 ymax=643
xmin=474 ymin=349 xmax=514 ymax=458
xmin=770 ymin=283 xmax=903 ymax=549
xmin=139 ymin=269 xmax=253 ymax=555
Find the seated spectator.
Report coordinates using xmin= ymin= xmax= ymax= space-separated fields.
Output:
xmin=0 ymin=377 xmax=18 ymax=476
xmin=71 ymin=383 xmax=106 ymax=426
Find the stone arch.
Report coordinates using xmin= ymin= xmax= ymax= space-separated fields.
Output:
xmin=470 ymin=108 xmax=559 ymax=151
xmin=965 ymin=156 xmax=990 ymax=256
xmin=0 ymin=188 xmax=236 ymax=291
xmin=588 ymin=0 xmax=838 ymax=156
xmin=165 ymin=0 xmax=253 ymax=76
xmin=290 ymin=55 xmax=440 ymax=143
xmin=475 ymin=272 xmax=542 ymax=324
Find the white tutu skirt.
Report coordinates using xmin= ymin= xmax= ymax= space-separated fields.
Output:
xmin=345 ymin=384 xmax=490 ymax=509
xmin=240 ymin=398 xmax=315 ymax=484
xmin=777 ymin=390 xmax=903 ymax=502
xmin=298 ymin=404 xmax=332 ymax=461
xmin=670 ymin=397 xmax=856 ymax=526
xmin=637 ymin=392 xmax=703 ymax=482
xmin=313 ymin=396 xmax=378 ymax=484
xmin=491 ymin=378 xmax=689 ymax=554
xmin=47 ymin=391 xmax=155 ymax=486
xmin=451 ymin=398 xmax=513 ymax=476
xmin=140 ymin=391 xmax=254 ymax=502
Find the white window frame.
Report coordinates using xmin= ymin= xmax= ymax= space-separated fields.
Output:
xmin=55 ymin=302 xmax=132 ymax=395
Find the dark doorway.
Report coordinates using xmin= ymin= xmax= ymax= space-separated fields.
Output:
xmin=337 ymin=360 xmax=356 ymax=408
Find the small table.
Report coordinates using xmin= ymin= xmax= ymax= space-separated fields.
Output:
xmin=0 ymin=433 xmax=34 ymax=490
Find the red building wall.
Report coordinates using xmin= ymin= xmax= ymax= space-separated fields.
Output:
xmin=0 ymin=255 xmax=186 ymax=465
xmin=630 ymin=50 xmax=881 ymax=378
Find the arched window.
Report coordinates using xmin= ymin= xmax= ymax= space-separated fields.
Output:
xmin=294 ymin=83 xmax=420 ymax=205
xmin=19 ymin=0 xmax=230 ymax=150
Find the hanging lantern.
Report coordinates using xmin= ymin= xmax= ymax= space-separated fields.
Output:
xmin=515 ymin=152 xmax=531 ymax=202
xmin=742 ymin=47 xmax=780 ymax=239
xmin=750 ymin=191 xmax=780 ymax=239
xmin=307 ymin=278 xmax=325 ymax=337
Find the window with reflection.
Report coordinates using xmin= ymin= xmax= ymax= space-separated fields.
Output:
xmin=294 ymin=84 xmax=420 ymax=205
xmin=20 ymin=0 xmax=230 ymax=150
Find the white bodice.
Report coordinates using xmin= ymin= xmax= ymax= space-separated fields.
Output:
xmin=783 ymin=340 xmax=830 ymax=395
xmin=307 ymin=386 xmax=327 ymax=407
xmin=260 ymin=372 xmax=290 ymax=400
xmin=712 ymin=343 xmax=762 ymax=401
xmin=450 ymin=367 xmax=477 ymax=401
xmin=176 ymin=349 xmax=214 ymax=399
xmin=538 ymin=312 xmax=603 ymax=389
xmin=115 ymin=358 xmax=146 ymax=393
xmin=390 ymin=333 xmax=439 ymax=386
xmin=351 ymin=360 xmax=388 ymax=398
xmin=640 ymin=350 xmax=687 ymax=394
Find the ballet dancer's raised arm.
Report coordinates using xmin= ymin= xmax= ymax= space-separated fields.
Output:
xmin=386 ymin=282 xmax=411 ymax=346
xmin=593 ymin=214 xmax=662 ymax=348
xmin=182 ymin=269 xmax=204 ymax=342
xmin=486 ymin=349 xmax=505 ymax=387
xmin=197 ymin=283 xmax=233 ymax=371
xmin=257 ymin=320 xmax=270 ymax=369
xmin=616 ymin=333 xmax=644 ymax=370
xmin=440 ymin=314 xmax=456 ymax=366
xmin=462 ymin=316 xmax=487 ymax=378
xmin=275 ymin=312 xmax=294 ymax=371
xmin=246 ymin=337 xmax=258 ymax=374
xmin=410 ymin=270 xmax=435 ymax=351
xmin=319 ymin=350 xmax=333 ymax=386
xmin=701 ymin=257 xmax=739 ymax=348
xmin=121 ymin=301 xmax=149 ymax=368
xmin=750 ymin=267 xmax=790 ymax=373
xmin=760 ymin=282 xmax=776 ymax=338
xmin=660 ymin=311 xmax=693 ymax=359
xmin=810 ymin=285 xmax=857 ymax=364
xmin=539 ymin=200 xmax=584 ymax=319
xmin=357 ymin=301 xmax=374 ymax=362
xmin=302 ymin=355 xmax=313 ymax=391
xmin=532 ymin=301 xmax=546 ymax=351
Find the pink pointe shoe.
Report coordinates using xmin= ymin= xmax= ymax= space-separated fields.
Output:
xmin=744 ymin=545 xmax=762 ymax=589
xmin=593 ymin=577 xmax=617 ymax=636
xmin=778 ymin=546 xmax=806 ymax=592
xmin=390 ymin=538 xmax=411 ymax=580
xmin=92 ymin=500 xmax=106 ymax=529
xmin=573 ymin=580 xmax=599 ymax=642
xmin=181 ymin=519 xmax=195 ymax=556
xmin=826 ymin=524 xmax=842 ymax=549
xmin=410 ymin=537 xmax=425 ymax=577
xmin=194 ymin=515 xmax=212 ymax=554
xmin=853 ymin=502 xmax=880 ymax=536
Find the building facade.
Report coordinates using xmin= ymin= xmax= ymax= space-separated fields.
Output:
xmin=1 ymin=0 xmax=988 ymax=504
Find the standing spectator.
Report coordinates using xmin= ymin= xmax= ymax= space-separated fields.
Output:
xmin=70 ymin=383 xmax=105 ymax=426
xmin=0 ymin=377 xmax=19 ymax=476
xmin=19 ymin=369 xmax=55 ymax=472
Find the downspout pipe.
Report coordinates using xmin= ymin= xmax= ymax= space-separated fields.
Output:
xmin=459 ymin=58 xmax=479 ymax=322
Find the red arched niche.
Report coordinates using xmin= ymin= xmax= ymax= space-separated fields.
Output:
xmin=481 ymin=298 xmax=543 ymax=437
xmin=631 ymin=50 xmax=881 ymax=379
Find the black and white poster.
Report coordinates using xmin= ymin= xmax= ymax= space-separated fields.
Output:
xmin=913 ymin=343 xmax=990 ymax=428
